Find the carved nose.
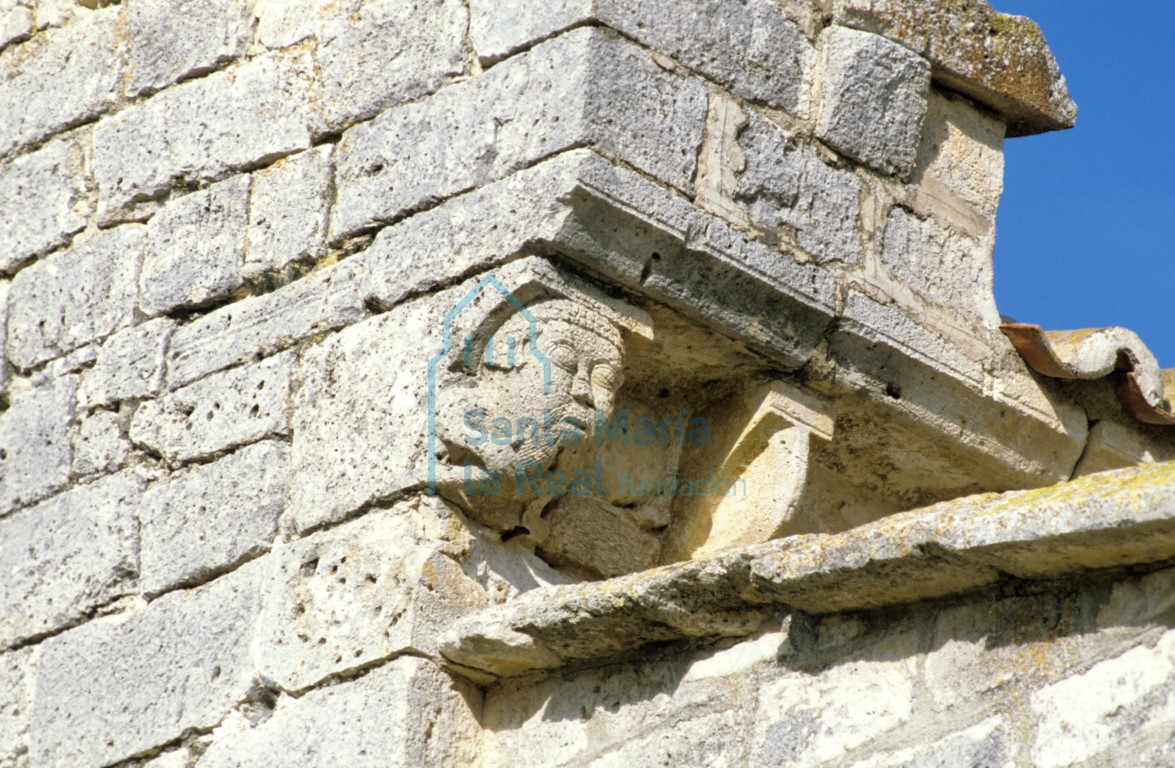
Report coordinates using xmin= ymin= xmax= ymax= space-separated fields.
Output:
xmin=571 ymin=367 xmax=595 ymax=408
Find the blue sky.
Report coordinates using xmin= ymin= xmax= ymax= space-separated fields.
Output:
xmin=989 ymin=1 xmax=1175 ymax=365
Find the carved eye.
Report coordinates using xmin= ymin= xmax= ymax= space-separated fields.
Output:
xmin=546 ymin=341 xmax=578 ymax=373
xmin=592 ymin=363 xmax=622 ymax=393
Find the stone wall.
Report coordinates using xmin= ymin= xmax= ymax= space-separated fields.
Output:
xmin=1 ymin=0 xmax=1173 ymax=766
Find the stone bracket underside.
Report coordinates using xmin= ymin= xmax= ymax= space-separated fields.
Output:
xmin=1002 ymin=323 xmax=1175 ymax=426
xmin=439 ymin=461 xmax=1175 ymax=681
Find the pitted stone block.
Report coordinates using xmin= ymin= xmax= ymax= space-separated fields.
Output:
xmin=0 ymin=135 xmax=87 ymax=274
xmin=0 ymin=375 xmax=77 ymax=514
xmin=816 ymin=25 xmax=931 ymax=178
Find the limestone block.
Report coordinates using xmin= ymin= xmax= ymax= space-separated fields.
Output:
xmin=1030 ymin=630 xmax=1175 ymax=768
xmin=304 ymin=0 xmax=467 ymax=137
xmin=331 ymin=27 xmax=706 ymax=240
xmin=130 ymin=352 xmax=292 ymax=464
xmin=141 ymin=175 xmax=251 ymax=317
xmin=734 ymin=110 xmax=863 ymax=264
xmin=853 ymin=718 xmax=1009 ymax=768
xmin=0 ymin=135 xmax=87 ymax=274
xmin=166 ymin=258 xmax=366 ymax=389
xmin=0 ymin=470 xmax=142 ymax=650
xmin=197 ymin=656 xmax=482 ymax=768
xmin=31 ymin=0 xmax=79 ymax=29
xmin=78 ymin=317 xmax=173 ymax=409
xmin=244 ymin=146 xmax=332 ymax=279
xmin=0 ymin=5 xmax=122 ymax=156
xmin=123 ymin=0 xmax=253 ymax=97
xmin=0 ymin=1 xmax=32 ymax=50
xmin=140 ymin=441 xmax=288 ymax=595
xmin=360 ymin=149 xmax=838 ymax=371
xmin=0 ymin=375 xmax=76 ymax=514
xmin=816 ymin=26 xmax=930 ymax=178
xmin=94 ymin=48 xmax=314 ymax=223
xmin=0 ymin=280 xmax=8 ymax=399
xmin=6 ymin=225 xmax=144 ymax=370
xmin=30 ymin=558 xmax=267 ymax=768
xmin=915 ymin=90 xmax=1006 ymax=219
xmin=470 ymin=0 xmax=815 ymax=116
xmin=0 ymin=645 xmax=36 ymax=768
xmin=256 ymin=497 xmax=480 ymax=692
xmin=71 ymin=408 xmax=130 ymax=476
xmin=750 ymin=633 xmax=918 ymax=766
xmin=142 ymin=748 xmax=190 ymax=768
xmin=832 ymin=0 xmax=1076 ymax=136
xmin=879 ymin=207 xmax=998 ymax=326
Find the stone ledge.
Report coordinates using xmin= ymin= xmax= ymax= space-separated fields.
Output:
xmin=440 ymin=461 xmax=1175 ymax=680
xmin=833 ymin=0 xmax=1077 ymax=136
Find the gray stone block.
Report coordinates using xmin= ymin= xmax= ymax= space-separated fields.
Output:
xmin=130 ymin=352 xmax=293 ymax=464
xmin=0 ymin=469 xmax=142 ymax=650
xmin=331 ymin=27 xmax=706 ymax=240
xmin=816 ymin=25 xmax=930 ymax=178
xmin=140 ymin=441 xmax=288 ymax=595
xmin=6 ymin=225 xmax=144 ymax=371
xmin=244 ymin=146 xmax=332 ymax=279
xmin=71 ymin=408 xmax=130 ymax=477
xmin=735 ymin=111 xmax=863 ymax=264
xmin=304 ymin=0 xmax=467 ymax=137
xmin=141 ymin=175 xmax=251 ymax=317
xmin=166 ymin=258 xmax=367 ymax=389
xmin=78 ymin=317 xmax=173 ymax=410
xmin=0 ymin=135 xmax=87 ymax=274
xmin=256 ymin=498 xmax=481 ymax=692
xmin=30 ymin=558 xmax=267 ymax=768
xmin=0 ymin=280 xmax=8 ymax=400
xmin=0 ymin=645 xmax=36 ymax=768
xmin=471 ymin=0 xmax=815 ymax=115
xmin=197 ymin=656 xmax=482 ymax=768
xmin=93 ymin=48 xmax=314 ymax=223
xmin=879 ymin=207 xmax=997 ymax=325
xmin=123 ymin=0 xmax=253 ymax=97
xmin=0 ymin=6 xmax=122 ymax=157
xmin=0 ymin=375 xmax=76 ymax=514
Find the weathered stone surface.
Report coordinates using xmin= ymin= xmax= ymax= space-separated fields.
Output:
xmin=0 ymin=1 xmax=32 ymax=51
xmin=0 ymin=645 xmax=35 ymax=768
xmin=140 ymin=441 xmax=288 ymax=595
xmin=78 ymin=317 xmax=173 ymax=409
xmin=93 ymin=48 xmax=314 ymax=223
xmin=0 ymin=375 xmax=76 ymax=514
xmin=0 ymin=6 xmax=122 ymax=156
xmin=124 ymin=0 xmax=253 ymax=97
xmin=440 ymin=546 xmax=771 ymax=679
xmin=752 ymin=461 xmax=1175 ymax=612
xmin=914 ymin=90 xmax=1005 ymax=220
xmin=142 ymin=748 xmax=190 ymax=768
xmin=0 ymin=470 xmax=141 ymax=650
xmin=6 ymin=225 xmax=144 ymax=370
xmin=0 ymin=135 xmax=87 ymax=274
xmin=853 ymin=717 xmax=1009 ymax=767
xmin=130 ymin=352 xmax=292 ymax=464
xmin=168 ymin=258 xmax=366 ymax=389
xmin=470 ymin=0 xmax=815 ymax=115
xmin=244 ymin=146 xmax=332 ymax=279
xmin=331 ymin=28 xmax=706 ymax=239
xmin=361 ymin=150 xmax=838 ymax=369
xmin=30 ymin=558 xmax=266 ymax=768
xmin=0 ymin=280 xmax=8 ymax=399
xmin=833 ymin=0 xmax=1077 ymax=136
xmin=257 ymin=497 xmax=481 ymax=692
xmin=71 ymin=408 xmax=130 ymax=477
xmin=141 ymin=175 xmax=251 ymax=316
xmin=880 ymin=207 xmax=997 ymax=324
xmin=303 ymin=0 xmax=467 ymax=137
xmin=735 ymin=110 xmax=863 ymax=263
xmin=197 ymin=656 xmax=482 ymax=768
xmin=1031 ymin=630 xmax=1175 ymax=768
xmin=816 ymin=25 xmax=930 ymax=178
xmin=750 ymin=632 xmax=918 ymax=766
